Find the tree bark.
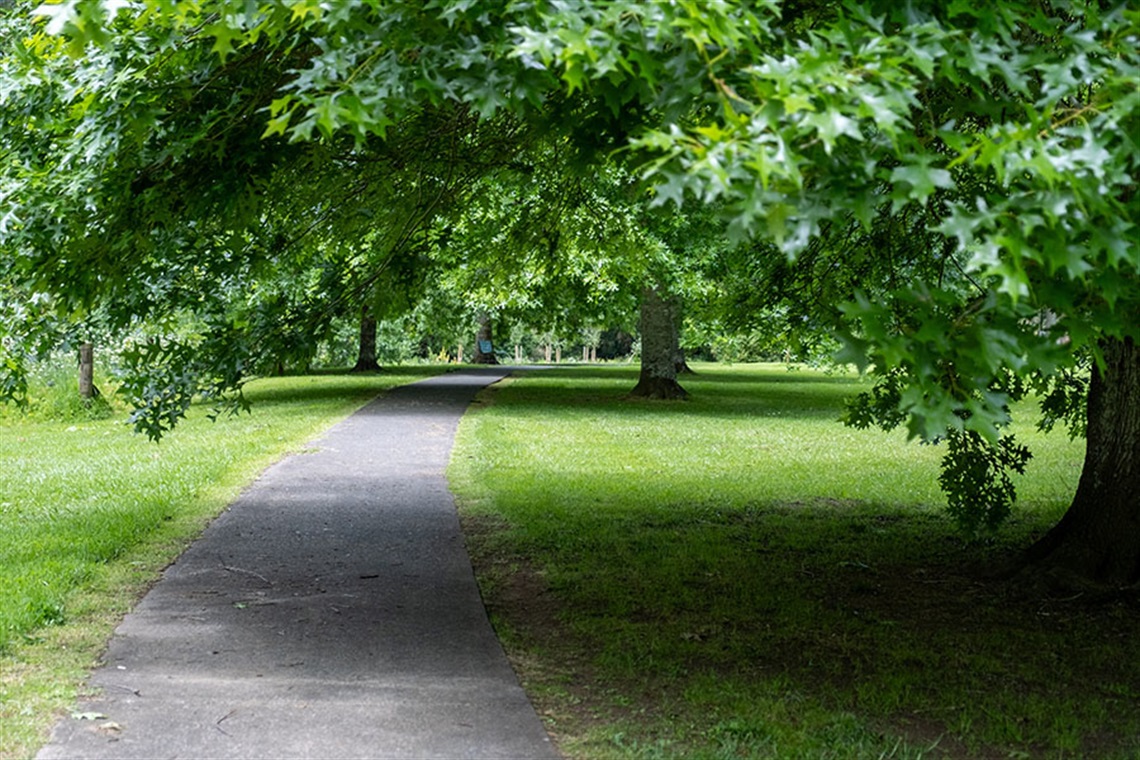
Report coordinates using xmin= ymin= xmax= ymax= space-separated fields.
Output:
xmin=669 ymin=294 xmax=696 ymax=375
xmin=675 ymin=351 xmax=695 ymax=375
xmin=472 ymin=314 xmax=499 ymax=364
xmin=630 ymin=286 xmax=688 ymax=400
xmin=1025 ymin=336 xmax=1140 ymax=586
xmin=350 ymin=305 xmax=381 ymax=373
xmin=78 ymin=342 xmax=99 ymax=401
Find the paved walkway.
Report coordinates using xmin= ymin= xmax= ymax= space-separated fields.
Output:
xmin=37 ymin=368 xmax=559 ymax=760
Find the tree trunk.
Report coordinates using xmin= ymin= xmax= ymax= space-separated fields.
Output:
xmin=630 ymin=286 xmax=688 ymax=400
xmin=669 ymin=294 xmax=696 ymax=375
xmin=1026 ymin=337 xmax=1140 ymax=586
xmin=472 ymin=314 xmax=499 ymax=364
xmin=544 ymin=344 xmax=552 ymax=362
xmin=555 ymin=345 xmax=562 ymax=363
xmin=350 ymin=305 xmax=381 ymax=373
xmin=78 ymin=342 xmax=99 ymax=401
xmin=675 ymin=346 xmax=695 ymax=375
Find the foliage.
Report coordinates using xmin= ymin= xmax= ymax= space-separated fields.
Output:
xmin=6 ymin=0 xmax=1133 ymax=429
xmin=116 ymin=334 xmax=251 ymax=440
xmin=1 ymin=0 xmax=1137 ymax=539
xmin=526 ymin=0 xmax=1138 ymax=452
xmin=845 ymin=369 xmax=1035 ymax=533
xmin=8 ymin=352 xmax=119 ymax=422
xmin=424 ymin=153 xmax=643 ymax=343
xmin=938 ymin=429 xmax=1034 ymax=535
xmin=1035 ymin=365 xmax=1090 ymax=440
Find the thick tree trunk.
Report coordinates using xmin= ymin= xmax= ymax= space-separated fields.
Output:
xmin=675 ymin=346 xmax=695 ymax=375
xmin=472 ymin=314 xmax=499 ymax=364
xmin=630 ymin=286 xmax=688 ymax=400
xmin=78 ymin=342 xmax=99 ymax=401
xmin=669 ymin=295 xmax=696 ymax=375
xmin=350 ymin=305 xmax=381 ymax=373
xmin=1026 ymin=337 xmax=1140 ymax=586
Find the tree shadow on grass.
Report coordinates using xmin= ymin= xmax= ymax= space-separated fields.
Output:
xmin=484 ymin=366 xmax=862 ymax=423
xmin=517 ymin=363 xmax=866 ymax=386
xmin=458 ymin=364 xmax=1138 ymax=757
xmin=240 ymin=367 xmax=454 ymax=406
xmin=468 ymin=496 xmax=1140 ymax=758
xmin=240 ymin=364 xmax=864 ymax=416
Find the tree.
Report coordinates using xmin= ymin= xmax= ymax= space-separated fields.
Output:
xmin=350 ymin=305 xmax=381 ymax=373
xmin=2 ymin=1 xmax=1137 ymax=583
xmin=420 ymin=149 xmax=644 ymax=373
xmin=630 ymin=285 xmax=688 ymax=399
xmin=471 ymin=314 xmax=499 ymax=365
xmin=1025 ymin=339 xmax=1139 ymax=582
xmin=528 ymin=1 xmax=1138 ymax=583
xmin=77 ymin=342 xmax=98 ymax=400
xmin=1 ymin=4 xmax=532 ymax=433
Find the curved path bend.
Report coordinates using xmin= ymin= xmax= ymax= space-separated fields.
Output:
xmin=37 ymin=368 xmax=558 ymax=760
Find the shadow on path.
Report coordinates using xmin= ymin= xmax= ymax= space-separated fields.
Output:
xmin=37 ymin=369 xmax=559 ymax=760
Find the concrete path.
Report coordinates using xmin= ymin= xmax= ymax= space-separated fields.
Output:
xmin=37 ymin=368 xmax=559 ymax=760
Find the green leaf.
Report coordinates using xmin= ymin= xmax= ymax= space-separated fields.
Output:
xmin=803 ymin=108 xmax=863 ymax=154
xmin=203 ymin=21 xmax=244 ymax=60
xmin=890 ymin=159 xmax=953 ymax=205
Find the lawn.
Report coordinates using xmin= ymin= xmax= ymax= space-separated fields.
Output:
xmin=450 ymin=363 xmax=1139 ymax=759
xmin=0 ymin=367 xmax=447 ymax=759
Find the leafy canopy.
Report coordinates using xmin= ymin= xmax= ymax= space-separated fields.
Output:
xmin=1 ymin=1 xmax=1137 ymax=529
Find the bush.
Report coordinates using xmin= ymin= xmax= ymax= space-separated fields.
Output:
xmin=710 ymin=331 xmax=785 ymax=363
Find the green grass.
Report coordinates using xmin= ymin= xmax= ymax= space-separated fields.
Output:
xmin=0 ymin=367 xmax=447 ymax=759
xmin=450 ymin=363 xmax=1138 ymax=759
